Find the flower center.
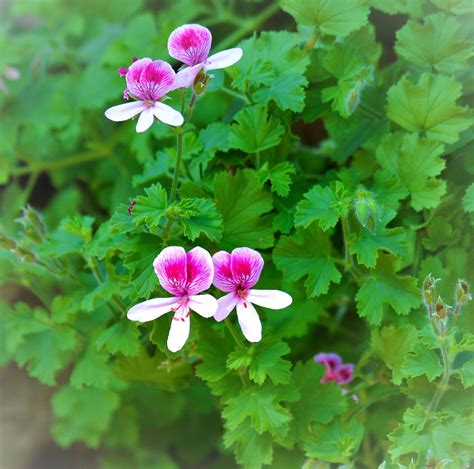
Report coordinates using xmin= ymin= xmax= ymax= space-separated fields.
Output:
xmin=171 ymin=297 xmax=190 ymax=321
xmin=236 ymin=287 xmax=248 ymax=309
xmin=143 ymin=99 xmax=155 ymax=107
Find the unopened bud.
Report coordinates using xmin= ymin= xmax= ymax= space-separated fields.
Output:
xmin=354 ymin=188 xmax=379 ymax=233
xmin=16 ymin=246 xmax=36 ymax=263
xmin=193 ymin=71 xmax=212 ymax=95
xmin=435 ymin=297 xmax=449 ymax=319
xmin=422 ymin=273 xmax=439 ymax=307
xmin=16 ymin=205 xmax=45 ymax=244
xmin=0 ymin=231 xmax=16 ymax=250
xmin=455 ymin=279 xmax=471 ymax=305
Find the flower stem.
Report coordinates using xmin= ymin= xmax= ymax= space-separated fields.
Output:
xmin=169 ymin=126 xmax=183 ymax=204
xmin=427 ymin=340 xmax=451 ymax=413
xmin=341 ymin=215 xmax=362 ymax=283
xmin=304 ymin=27 xmax=319 ymax=52
xmin=225 ymin=318 xmax=245 ymax=349
xmin=221 ymin=86 xmax=249 ymax=103
xmin=255 ymin=151 xmax=261 ymax=169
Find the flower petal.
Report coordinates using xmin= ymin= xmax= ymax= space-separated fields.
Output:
xmin=127 ymin=297 xmax=178 ymax=322
xmin=136 ymin=108 xmax=154 ymax=133
xmin=153 ymin=102 xmax=184 ymax=127
xmin=230 ymin=247 xmax=264 ymax=290
xmin=173 ymin=63 xmax=204 ymax=89
xmin=105 ymin=101 xmax=146 ymax=122
xmin=247 ymin=289 xmax=292 ymax=310
xmin=168 ymin=24 xmax=212 ymax=66
xmin=167 ymin=315 xmax=191 ymax=352
xmin=314 ymin=353 xmax=342 ymax=370
xmin=236 ymin=300 xmax=262 ymax=343
xmin=212 ymin=251 xmax=236 ymax=292
xmin=335 ymin=364 xmax=355 ymax=385
xmin=185 ymin=247 xmax=214 ymax=295
xmin=153 ymin=246 xmax=187 ymax=295
xmin=205 ymin=48 xmax=243 ymax=70
xmin=214 ymin=293 xmax=238 ymax=322
xmin=188 ymin=294 xmax=218 ymax=318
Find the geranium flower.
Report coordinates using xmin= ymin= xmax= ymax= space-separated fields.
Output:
xmin=212 ymin=247 xmax=292 ymax=342
xmin=168 ymin=23 xmax=243 ymax=88
xmin=127 ymin=246 xmax=217 ymax=352
xmin=314 ymin=353 xmax=354 ymax=385
xmin=105 ymin=58 xmax=183 ymax=133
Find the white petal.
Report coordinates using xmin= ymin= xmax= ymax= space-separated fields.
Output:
xmin=167 ymin=316 xmax=190 ymax=352
xmin=136 ymin=108 xmax=154 ymax=133
xmin=205 ymin=48 xmax=243 ymax=71
xmin=127 ymin=297 xmax=178 ymax=323
xmin=105 ymin=101 xmax=146 ymax=122
xmin=153 ymin=102 xmax=184 ymax=127
xmin=247 ymin=289 xmax=293 ymax=310
xmin=214 ymin=293 xmax=238 ymax=322
xmin=188 ymin=294 xmax=218 ymax=318
xmin=236 ymin=300 xmax=262 ymax=343
xmin=173 ymin=63 xmax=204 ymax=89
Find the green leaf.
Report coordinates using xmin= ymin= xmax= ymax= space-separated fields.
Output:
xmin=356 ymin=254 xmax=422 ymax=325
xmin=290 ymin=361 xmax=348 ymax=440
xmin=132 ymin=183 xmax=168 ymax=229
xmin=171 ymin=198 xmax=223 ymax=242
xmin=463 ymin=183 xmax=474 ymax=213
xmin=304 ymin=418 xmax=364 ymax=463
xmin=229 ymin=105 xmax=284 ymax=154
xmin=431 ymin=0 xmax=474 ymax=14
xmin=214 ymin=170 xmax=274 ymax=249
xmin=199 ymin=122 xmax=231 ymax=154
xmin=401 ymin=347 xmax=443 ymax=382
xmin=274 ymin=225 xmax=342 ymax=297
xmin=280 ymin=0 xmax=370 ymax=37
xmin=369 ymin=0 xmax=427 ymax=16
xmin=51 ymin=385 xmax=120 ymax=448
xmin=371 ymin=325 xmax=419 ymax=384
xmin=295 ymin=182 xmax=351 ymax=230
xmin=376 ymin=133 xmax=446 ymax=211
xmin=95 ymin=321 xmax=141 ymax=357
xmin=396 ymin=13 xmax=473 ymax=74
xmin=59 ymin=214 xmax=94 ymax=242
xmin=386 ymin=73 xmax=473 ymax=144
xmin=226 ymin=341 xmax=292 ymax=385
xmin=458 ymin=358 xmax=474 ymax=388
xmin=257 ymin=162 xmax=296 ymax=197
xmin=351 ymin=210 xmax=407 ymax=268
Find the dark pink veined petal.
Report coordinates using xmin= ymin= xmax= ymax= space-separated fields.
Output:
xmin=334 ymin=364 xmax=354 ymax=385
xmin=185 ymin=247 xmax=214 ymax=295
xmin=212 ymin=251 xmax=236 ymax=292
xmin=168 ymin=24 xmax=212 ymax=67
xmin=230 ymin=247 xmax=264 ymax=290
xmin=314 ymin=352 xmax=342 ymax=372
xmin=126 ymin=59 xmax=176 ymax=101
xmin=153 ymin=246 xmax=187 ymax=296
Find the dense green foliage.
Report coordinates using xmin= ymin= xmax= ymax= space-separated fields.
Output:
xmin=1 ymin=0 xmax=473 ymax=467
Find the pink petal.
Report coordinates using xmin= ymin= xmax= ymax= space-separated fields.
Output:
xmin=314 ymin=353 xmax=342 ymax=371
xmin=188 ymin=294 xmax=218 ymax=318
xmin=214 ymin=293 xmax=238 ymax=322
xmin=335 ymin=364 xmax=355 ymax=385
xmin=153 ymin=246 xmax=187 ymax=296
xmin=153 ymin=102 xmax=184 ymax=127
xmin=105 ymin=101 xmax=146 ymax=122
xmin=247 ymin=289 xmax=292 ymax=310
xmin=230 ymin=247 xmax=264 ymax=290
xmin=136 ymin=108 xmax=154 ymax=133
xmin=173 ymin=63 xmax=204 ymax=89
xmin=212 ymin=251 xmax=236 ymax=292
xmin=126 ymin=59 xmax=176 ymax=101
xmin=167 ymin=315 xmax=191 ymax=352
xmin=185 ymin=247 xmax=214 ymax=295
xmin=205 ymin=48 xmax=243 ymax=71
xmin=127 ymin=297 xmax=178 ymax=322
xmin=168 ymin=24 xmax=212 ymax=66
xmin=236 ymin=300 xmax=262 ymax=343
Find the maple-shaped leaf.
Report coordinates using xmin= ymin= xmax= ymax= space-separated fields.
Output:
xmin=431 ymin=0 xmax=474 ymax=14
xmin=386 ymin=73 xmax=473 ymax=144
xmin=214 ymin=169 xmax=274 ymax=249
xmin=132 ymin=183 xmax=168 ymax=229
xmin=257 ymin=162 xmax=296 ymax=197
xmin=376 ymin=133 xmax=446 ymax=211
xmin=369 ymin=0 xmax=426 ymax=16
xmin=295 ymin=182 xmax=351 ymax=231
xmin=396 ymin=13 xmax=473 ymax=74
xmin=356 ymin=254 xmax=421 ymax=325
xmin=457 ymin=357 xmax=474 ymax=388
xmin=280 ymin=0 xmax=370 ymax=37
xmin=273 ymin=225 xmax=341 ymax=297
xmin=229 ymin=105 xmax=284 ymax=154
xmin=95 ymin=321 xmax=141 ymax=357
xmin=401 ymin=346 xmax=443 ymax=382
xmin=463 ymin=183 xmax=474 ymax=213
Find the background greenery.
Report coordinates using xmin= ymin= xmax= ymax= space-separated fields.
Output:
xmin=0 ymin=0 xmax=473 ymax=467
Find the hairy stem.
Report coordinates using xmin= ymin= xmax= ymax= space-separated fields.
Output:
xmin=341 ymin=216 xmax=362 ymax=283
xmin=169 ymin=126 xmax=183 ymax=204
xmin=427 ymin=341 xmax=451 ymax=413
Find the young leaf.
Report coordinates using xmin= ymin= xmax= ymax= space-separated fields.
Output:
xmin=257 ymin=162 xmax=296 ymax=197
xmin=401 ymin=347 xmax=443 ymax=382
xmin=95 ymin=321 xmax=141 ymax=357
xmin=132 ymin=183 xmax=168 ymax=229
xmin=463 ymin=183 xmax=474 ymax=213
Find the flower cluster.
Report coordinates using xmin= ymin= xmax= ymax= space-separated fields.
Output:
xmin=105 ymin=24 xmax=242 ymax=133
xmin=127 ymin=246 xmax=292 ymax=352
xmin=314 ymin=352 xmax=354 ymax=385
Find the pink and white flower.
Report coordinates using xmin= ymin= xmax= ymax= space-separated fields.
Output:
xmin=212 ymin=247 xmax=292 ymax=343
xmin=314 ymin=353 xmax=354 ymax=385
xmin=127 ymin=246 xmax=217 ymax=352
xmin=105 ymin=58 xmax=183 ymax=133
xmin=168 ymin=24 xmax=243 ymax=88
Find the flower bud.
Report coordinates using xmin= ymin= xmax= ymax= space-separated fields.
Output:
xmin=455 ymin=279 xmax=471 ymax=305
xmin=353 ymin=188 xmax=379 ymax=233
xmin=422 ymin=273 xmax=438 ymax=307
xmin=0 ymin=230 xmax=15 ymax=251
xmin=435 ymin=296 xmax=449 ymax=319
xmin=16 ymin=205 xmax=45 ymax=244
xmin=193 ymin=71 xmax=212 ymax=95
